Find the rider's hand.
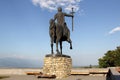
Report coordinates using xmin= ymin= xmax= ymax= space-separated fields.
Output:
xmin=72 ymin=15 xmax=74 ymax=18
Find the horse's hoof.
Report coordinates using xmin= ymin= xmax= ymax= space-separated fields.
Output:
xmin=70 ymin=47 xmax=72 ymax=49
xmin=51 ymin=53 xmax=54 ymax=55
xmin=57 ymin=52 xmax=60 ymax=55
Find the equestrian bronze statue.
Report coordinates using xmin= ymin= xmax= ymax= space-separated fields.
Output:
xmin=49 ymin=7 xmax=74 ymax=55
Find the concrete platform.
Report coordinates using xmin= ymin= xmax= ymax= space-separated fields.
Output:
xmin=0 ymin=75 xmax=106 ymax=80
xmin=0 ymin=68 xmax=108 ymax=76
xmin=0 ymin=68 xmax=108 ymax=80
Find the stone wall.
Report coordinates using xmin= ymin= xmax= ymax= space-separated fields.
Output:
xmin=43 ymin=56 xmax=72 ymax=79
xmin=0 ymin=69 xmax=42 ymax=75
xmin=0 ymin=68 xmax=108 ymax=77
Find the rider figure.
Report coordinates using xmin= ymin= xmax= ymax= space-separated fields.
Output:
xmin=54 ymin=7 xmax=73 ymax=36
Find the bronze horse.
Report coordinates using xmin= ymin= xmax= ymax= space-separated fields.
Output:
xmin=49 ymin=19 xmax=72 ymax=54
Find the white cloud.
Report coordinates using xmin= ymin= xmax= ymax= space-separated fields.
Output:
xmin=109 ymin=27 xmax=120 ymax=34
xmin=32 ymin=0 xmax=82 ymax=12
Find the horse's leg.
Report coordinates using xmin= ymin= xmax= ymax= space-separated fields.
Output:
xmin=67 ymin=31 xmax=73 ymax=49
xmin=69 ymin=39 xmax=72 ymax=49
xmin=51 ymin=38 xmax=54 ymax=54
xmin=60 ymin=41 xmax=62 ymax=54
xmin=67 ymin=38 xmax=72 ymax=49
xmin=56 ymin=39 xmax=60 ymax=54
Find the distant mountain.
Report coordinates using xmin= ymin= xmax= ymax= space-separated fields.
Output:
xmin=0 ymin=57 xmax=43 ymax=68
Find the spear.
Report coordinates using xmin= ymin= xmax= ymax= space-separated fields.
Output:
xmin=71 ymin=8 xmax=75 ymax=31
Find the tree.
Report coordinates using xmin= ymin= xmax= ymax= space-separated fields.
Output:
xmin=114 ymin=47 xmax=120 ymax=66
xmin=98 ymin=46 xmax=120 ymax=68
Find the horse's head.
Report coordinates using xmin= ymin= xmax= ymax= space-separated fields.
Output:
xmin=49 ymin=19 xmax=55 ymax=30
xmin=49 ymin=19 xmax=54 ymax=24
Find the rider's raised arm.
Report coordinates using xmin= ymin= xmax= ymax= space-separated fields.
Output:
xmin=64 ymin=13 xmax=73 ymax=17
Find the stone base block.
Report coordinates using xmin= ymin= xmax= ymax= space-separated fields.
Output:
xmin=43 ymin=55 xmax=72 ymax=79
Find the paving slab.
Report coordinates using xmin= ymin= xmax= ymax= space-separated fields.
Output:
xmin=0 ymin=75 xmax=106 ymax=80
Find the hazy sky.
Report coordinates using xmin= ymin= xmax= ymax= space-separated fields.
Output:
xmin=0 ymin=0 xmax=120 ymax=67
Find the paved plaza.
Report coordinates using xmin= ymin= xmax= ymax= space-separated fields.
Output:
xmin=1 ymin=75 xmax=106 ymax=80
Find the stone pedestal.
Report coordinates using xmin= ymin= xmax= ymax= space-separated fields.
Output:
xmin=43 ymin=54 xmax=72 ymax=79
